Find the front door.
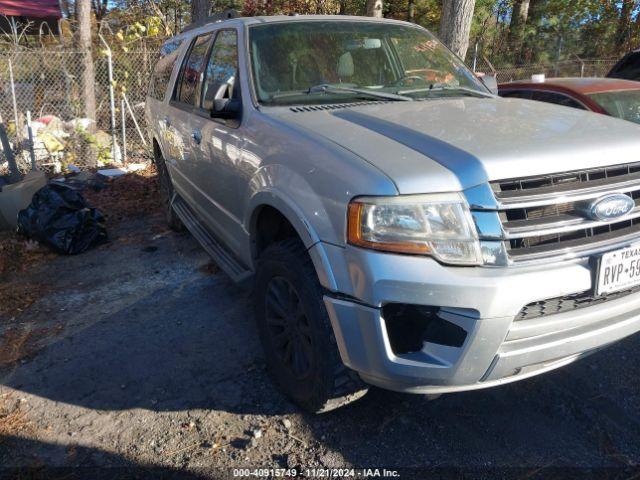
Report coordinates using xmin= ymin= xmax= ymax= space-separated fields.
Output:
xmin=166 ymin=32 xmax=214 ymax=204
xmin=189 ymin=28 xmax=245 ymax=254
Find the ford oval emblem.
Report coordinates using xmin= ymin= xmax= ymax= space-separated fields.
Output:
xmin=588 ymin=194 xmax=635 ymax=221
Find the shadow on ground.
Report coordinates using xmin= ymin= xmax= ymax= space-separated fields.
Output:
xmin=1 ymin=182 xmax=640 ymax=474
xmin=0 ymin=435 xmax=211 ymax=479
xmin=3 ymin=258 xmax=640 ymax=471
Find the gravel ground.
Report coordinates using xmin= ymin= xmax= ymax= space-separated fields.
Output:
xmin=2 ymin=171 xmax=640 ymax=479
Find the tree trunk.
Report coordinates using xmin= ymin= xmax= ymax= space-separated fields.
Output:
xmin=407 ymin=0 xmax=415 ymax=22
xmin=439 ymin=0 xmax=476 ymax=59
xmin=521 ymin=0 xmax=543 ymax=63
xmin=191 ymin=0 xmax=210 ymax=23
xmin=365 ymin=0 xmax=383 ymax=18
xmin=615 ymin=0 xmax=634 ymax=48
xmin=507 ymin=0 xmax=530 ymax=55
xmin=77 ymin=0 xmax=96 ymax=122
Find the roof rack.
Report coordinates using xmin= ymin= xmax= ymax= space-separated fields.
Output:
xmin=181 ymin=9 xmax=239 ymax=33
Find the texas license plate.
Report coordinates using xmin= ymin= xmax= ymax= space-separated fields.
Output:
xmin=597 ymin=244 xmax=640 ymax=295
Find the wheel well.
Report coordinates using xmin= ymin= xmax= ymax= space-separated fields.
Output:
xmin=253 ymin=206 xmax=300 ymax=259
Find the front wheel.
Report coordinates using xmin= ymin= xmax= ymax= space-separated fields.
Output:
xmin=254 ymin=238 xmax=368 ymax=413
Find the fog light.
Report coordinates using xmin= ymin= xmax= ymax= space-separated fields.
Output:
xmin=382 ymin=303 xmax=467 ymax=355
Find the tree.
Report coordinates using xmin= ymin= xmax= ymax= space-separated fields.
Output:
xmin=93 ymin=0 xmax=109 ymax=19
xmin=439 ymin=0 xmax=476 ymax=59
xmin=614 ymin=0 xmax=635 ymax=48
xmin=366 ymin=0 xmax=383 ymax=18
xmin=77 ymin=0 xmax=96 ymax=122
xmin=508 ymin=0 xmax=530 ymax=55
xmin=191 ymin=0 xmax=211 ymax=22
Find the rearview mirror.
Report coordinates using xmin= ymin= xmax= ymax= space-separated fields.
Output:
xmin=345 ymin=38 xmax=382 ymax=50
xmin=478 ymin=74 xmax=498 ymax=95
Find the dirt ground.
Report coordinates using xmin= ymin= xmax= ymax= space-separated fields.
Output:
xmin=2 ymin=168 xmax=640 ymax=479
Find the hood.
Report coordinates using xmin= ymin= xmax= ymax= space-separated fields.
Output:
xmin=268 ymin=97 xmax=640 ymax=194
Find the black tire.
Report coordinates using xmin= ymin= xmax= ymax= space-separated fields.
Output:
xmin=153 ymin=147 xmax=184 ymax=231
xmin=254 ymin=238 xmax=368 ymax=413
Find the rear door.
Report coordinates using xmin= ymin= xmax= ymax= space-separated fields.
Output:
xmin=189 ymin=28 xmax=245 ymax=254
xmin=165 ymin=32 xmax=215 ymax=203
xmin=146 ymin=38 xmax=183 ymax=156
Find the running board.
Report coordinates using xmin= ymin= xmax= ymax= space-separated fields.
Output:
xmin=172 ymin=195 xmax=252 ymax=283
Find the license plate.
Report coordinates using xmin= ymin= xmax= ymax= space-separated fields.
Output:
xmin=597 ymin=243 xmax=640 ymax=295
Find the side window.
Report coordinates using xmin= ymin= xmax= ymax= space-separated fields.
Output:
xmin=531 ymin=91 xmax=586 ymax=110
xmin=149 ymin=39 xmax=182 ymax=101
xmin=201 ymin=30 xmax=239 ymax=111
xmin=501 ymin=90 xmax=532 ymax=100
xmin=175 ymin=33 xmax=214 ymax=106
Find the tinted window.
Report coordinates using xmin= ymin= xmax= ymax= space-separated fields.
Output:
xmin=531 ymin=91 xmax=586 ymax=110
xmin=148 ymin=39 xmax=182 ymax=101
xmin=589 ymin=90 xmax=640 ymax=124
xmin=500 ymin=90 xmax=532 ymax=100
xmin=175 ymin=33 xmax=214 ymax=105
xmin=201 ymin=30 xmax=239 ymax=111
xmin=249 ymin=21 xmax=485 ymax=105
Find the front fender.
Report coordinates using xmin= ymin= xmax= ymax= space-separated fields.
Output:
xmin=244 ymin=165 xmax=346 ymax=291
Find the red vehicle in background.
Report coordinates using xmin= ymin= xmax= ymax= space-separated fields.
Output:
xmin=498 ymin=77 xmax=640 ymax=125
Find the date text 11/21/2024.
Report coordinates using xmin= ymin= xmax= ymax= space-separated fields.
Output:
xmin=232 ymin=468 xmax=401 ymax=478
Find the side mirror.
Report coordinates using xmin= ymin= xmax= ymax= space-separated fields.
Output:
xmin=211 ymin=77 xmax=241 ymax=120
xmin=478 ymin=73 xmax=499 ymax=95
xmin=212 ymin=97 xmax=241 ymax=119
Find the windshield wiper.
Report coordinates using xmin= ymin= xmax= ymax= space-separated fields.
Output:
xmin=268 ymin=84 xmax=412 ymax=102
xmin=307 ymin=84 xmax=412 ymax=102
xmin=397 ymin=84 xmax=494 ymax=99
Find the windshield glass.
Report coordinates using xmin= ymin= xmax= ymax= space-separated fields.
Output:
xmin=249 ymin=21 xmax=486 ymax=105
xmin=588 ymin=90 xmax=640 ymax=125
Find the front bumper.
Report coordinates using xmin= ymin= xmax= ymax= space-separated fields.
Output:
xmin=312 ymin=242 xmax=640 ymax=393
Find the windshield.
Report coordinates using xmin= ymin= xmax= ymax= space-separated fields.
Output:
xmin=249 ymin=21 xmax=486 ymax=106
xmin=588 ymin=90 xmax=640 ymax=125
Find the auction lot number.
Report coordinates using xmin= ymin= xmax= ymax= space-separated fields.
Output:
xmin=233 ymin=468 xmax=400 ymax=478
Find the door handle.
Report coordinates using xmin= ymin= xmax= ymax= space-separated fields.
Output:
xmin=191 ymin=129 xmax=202 ymax=145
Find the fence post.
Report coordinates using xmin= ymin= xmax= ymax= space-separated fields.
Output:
xmin=554 ymin=36 xmax=563 ymax=77
xmin=121 ymin=97 xmax=127 ymax=164
xmin=472 ymin=42 xmax=478 ymax=72
xmin=26 ymin=111 xmax=36 ymax=171
xmin=98 ymin=34 xmax=120 ymax=164
xmin=8 ymin=58 xmax=20 ymax=142
xmin=573 ymin=54 xmax=585 ymax=77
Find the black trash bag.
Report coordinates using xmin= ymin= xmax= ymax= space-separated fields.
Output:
xmin=17 ymin=183 xmax=107 ymax=254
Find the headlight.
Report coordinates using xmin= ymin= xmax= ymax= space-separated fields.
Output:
xmin=347 ymin=193 xmax=481 ymax=265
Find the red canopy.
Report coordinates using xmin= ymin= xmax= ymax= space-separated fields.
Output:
xmin=0 ymin=0 xmax=61 ymax=19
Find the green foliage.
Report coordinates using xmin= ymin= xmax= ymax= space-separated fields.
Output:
xmin=93 ymin=0 xmax=640 ymax=67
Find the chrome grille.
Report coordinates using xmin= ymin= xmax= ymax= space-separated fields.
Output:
xmin=486 ymin=162 xmax=640 ymax=264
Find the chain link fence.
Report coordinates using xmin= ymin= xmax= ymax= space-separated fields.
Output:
xmin=474 ymin=58 xmax=618 ymax=83
xmin=0 ymin=47 xmax=155 ymax=175
xmin=0 ymin=43 xmax=622 ymax=175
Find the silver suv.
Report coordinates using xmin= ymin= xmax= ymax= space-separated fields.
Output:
xmin=145 ymin=14 xmax=640 ymax=412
